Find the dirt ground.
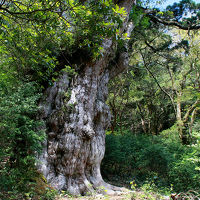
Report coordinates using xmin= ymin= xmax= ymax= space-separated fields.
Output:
xmin=59 ymin=192 xmax=133 ymax=200
xmin=58 ymin=190 xmax=171 ymax=200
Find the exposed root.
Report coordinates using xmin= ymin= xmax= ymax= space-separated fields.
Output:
xmin=92 ymin=180 xmax=130 ymax=196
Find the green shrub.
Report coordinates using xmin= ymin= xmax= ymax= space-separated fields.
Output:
xmin=0 ymin=82 xmax=46 ymax=198
xmin=168 ymin=150 xmax=200 ymax=192
xmin=102 ymin=133 xmax=172 ymax=183
xmin=102 ymin=131 xmax=200 ymax=193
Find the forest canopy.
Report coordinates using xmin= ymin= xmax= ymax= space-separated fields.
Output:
xmin=0 ymin=0 xmax=200 ymax=199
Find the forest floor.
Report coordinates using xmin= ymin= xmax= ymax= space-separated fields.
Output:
xmin=58 ymin=192 xmax=133 ymax=200
xmin=58 ymin=190 xmax=171 ymax=200
xmin=56 ymin=180 xmax=171 ymax=200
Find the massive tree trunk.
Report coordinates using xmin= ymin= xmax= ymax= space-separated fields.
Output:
xmin=38 ymin=0 xmax=135 ymax=195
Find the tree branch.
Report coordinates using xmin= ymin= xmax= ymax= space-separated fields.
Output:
xmin=136 ymin=6 xmax=200 ymax=30
xmin=183 ymin=100 xmax=200 ymax=123
xmin=141 ymin=52 xmax=177 ymax=114
xmin=0 ymin=0 xmax=60 ymax=16
xmin=147 ymin=14 xmax=200 ymax=30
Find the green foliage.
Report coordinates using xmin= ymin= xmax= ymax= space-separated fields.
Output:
xmin=108 ymin=64 xmax=175 ymax=135
xmin=102 ymin=131 xmax=200 ymax=193
xmin=0 ymin=0 xmax=129 ymax=87
xmin=61 ymin=65 xmax=77 ymax=78
xmin=169 ymin=151 xmax=200 ymax=192
xmin=131 ymin=180 xmax=168 ymax=200
xmin=0 ymin=0 xmax=199 ymax=198
xmin=109 ymin=19 xmax=200 ymax=143
xmin=102 ymin=132 xmax=172 ymax=180
xmin=166 ymin=0 xmax=200 ymax=24
xmin=0 ymin=171 xmax=58 ymax=200
xmin=0 ymin=0 xmax=136 ymax=197
xmin=192 ymin=120 xmax=200 ymax=142
xmin=0 ymin=82 xmax=46 ymax=198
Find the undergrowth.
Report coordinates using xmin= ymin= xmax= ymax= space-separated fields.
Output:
xmin=0 ymin=82 xmax=57 ymax=200
xmin=102 ymin=130 xmax=200 ymax=195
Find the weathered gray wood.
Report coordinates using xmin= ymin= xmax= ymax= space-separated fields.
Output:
xmin=38 ymin=0 xmax=135 ymax=195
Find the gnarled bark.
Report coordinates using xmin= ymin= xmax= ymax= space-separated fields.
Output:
xmin=37 ymin=0 xmax=135 ymax=195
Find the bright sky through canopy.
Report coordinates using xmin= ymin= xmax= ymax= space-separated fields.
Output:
xmin=159 ymin=0 xmax=200 ymax=9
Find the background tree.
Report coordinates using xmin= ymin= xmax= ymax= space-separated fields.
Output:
xmin=108 ymin=15 xmax=200 ymax=144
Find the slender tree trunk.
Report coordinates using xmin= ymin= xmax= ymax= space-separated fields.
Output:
xmin=177 ymin=93 xmax=199 ymax=144
xmin=176 ymin=93 xmax=189 ymax=144
xmin=189 ymin=107 xmax=198 ymax=134
xmin=176 ymin=93 xmax=184 ymax=143
xmin=37 ymin=0 xmax=135 ymax=195
xmin=137 ymin=103 xmax=147 ymax=133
